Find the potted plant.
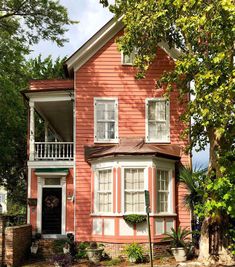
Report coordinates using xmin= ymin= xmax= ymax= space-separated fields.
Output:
xmin=124 ymin=243 xmax=144 ymax=263
xmin=86 ymin=242 xmax=104 ymax=264
xmin=162 ymin=226 xmax=191 ymax=262
xmin=123 ymin=214 xmax=147 ymax=225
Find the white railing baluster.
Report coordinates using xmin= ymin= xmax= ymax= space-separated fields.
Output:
xmin=34 ymin=142 xmax=73 ymax=160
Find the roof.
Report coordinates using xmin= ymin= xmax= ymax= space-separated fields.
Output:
xmin=84 ymin=138 xmax=181 ymax=162
xmin=28 ymin=79 xmax=74 ymax=90
xmin=65 ymin=16 xmax=181 ymax=76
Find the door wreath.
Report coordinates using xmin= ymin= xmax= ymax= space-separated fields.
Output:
xmin=44 ymin=195 xmax=59 ymax=208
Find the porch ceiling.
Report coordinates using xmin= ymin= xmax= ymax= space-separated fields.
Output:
xmin=35 ymin=100 xmax=73 ymax=142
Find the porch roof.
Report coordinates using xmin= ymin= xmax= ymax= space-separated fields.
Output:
xmin=84 ymin=138 xmax=181 ymax=162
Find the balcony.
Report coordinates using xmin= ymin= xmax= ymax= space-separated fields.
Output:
xmin=35 ymin=142 xmax=73 ymax=160
xmin=23 ymin=84 xmax=74 ymax=162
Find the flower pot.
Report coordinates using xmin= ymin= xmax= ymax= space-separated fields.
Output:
xmin=171 ymin=247 xmax=187 ymax=262
xmin=30 ymin=243 xmax=38 ymax=254
xmin=86 ymin=248 xmax=103 ymax=264
xmin=128 ymin=256 xmax=137 ymax=263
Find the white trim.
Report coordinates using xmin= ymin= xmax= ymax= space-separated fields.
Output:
xmin=29 ymin=101 xmax=35 ymax=160
xmin=145 ymin=98 xmax=170 ymax=143
xmin=94 ymin=97 xmax=119 ymax=143
xmin=73 ymin=75 xmax=76 ymax=238
xmin=37 ymin=175 xmax=66 ymax=235
xmin=66 ymin=17 xmax=124 ymax=72
xmin=25 ymin=90 xmax=74 ymax=102
xmin=65 ymin=17 xmax=181 ymax=73
xmin=35 ymin=172 xmax=68 ymax=176
xmin=27 ymin=161 xmax=73 ymax=168
xmin=27 ymin=167 xmax=31 ymax=224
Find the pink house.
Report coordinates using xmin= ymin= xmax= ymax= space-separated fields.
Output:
xmin=23 ymin=17 xmax=191 ymax=247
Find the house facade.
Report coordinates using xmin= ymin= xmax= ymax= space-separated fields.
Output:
xmin=23 ymin=18 xmax=191 ymax=243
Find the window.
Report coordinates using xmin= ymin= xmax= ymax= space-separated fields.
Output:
xmin=146 ymin=99 xmax=170 ymax=142
xmin=0 ymin=194 xmax=5 ymax=203
xmin=96 ymin=169 xmax=112 ymax=213
xmin=124 ymin=168 xmax=145 ymax=213
xmin=44 ymin=178 xmax=61 ymax=186
xmin=94 ymin=99 xmax=118 ymax=142
xmin=157 ymin=170 xmax=171 ymax=213
xmin=121 ymin=50 xmax=136 ymax=65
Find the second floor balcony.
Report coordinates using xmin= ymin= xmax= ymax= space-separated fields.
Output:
xmin=23 ymin=80 xmax=74 ymax=162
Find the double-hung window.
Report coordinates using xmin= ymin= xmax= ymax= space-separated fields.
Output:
xmin=121 ymin=51 xmax=135 ymax=65
xmin=96 ymin=169 xmax=112 ymax=213
xmin=157 ymin=169 xmax=172 ymax=213
xmin=124 ymin=168 xmax=145 ymax=213
xmin=146 ymin=99 xmax=170 ymax=142
xmin=94 ymin=98 xmax=118 ymax=142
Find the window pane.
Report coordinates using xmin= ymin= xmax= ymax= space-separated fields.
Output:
xmin=157 ymin=170 xmax=170 ymax=212
xmin=124 ymin=168 xmax=145 ymax=213
xmin=44 ymin=178 xmax=61 ymax=185
xmin=97 ymin=103 xmax=105 ymax=120
xmin=97 ymin=122 xmax=106 ymax=139
xmin=156 ymin=101 xmax=166 ymax=121
xmin=156 ymin=122 xmax=167 ymax=141
xmin=107 ymin=122 xmax=115 ymax=139
xmin=107 ymin=103 xmax=115 ymax=120
xmin=148 ymin=101 xmax=156 ymax=120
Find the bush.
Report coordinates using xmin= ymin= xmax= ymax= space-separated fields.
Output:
xmin=123 ymin=214 xmax=146 ymax=225
xmin=76 ymin=242 xmax=89 ymax=259
xmin=53 ymin=239 xmax=68 ymax=254
xmin=103 ymin=258 xmax=122 ymax=266
xmin=124 ymin=243 xmax=144 ymax=263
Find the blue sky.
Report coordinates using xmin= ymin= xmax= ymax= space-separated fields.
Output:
xmin=31 ymin=0 xmax=209 ymax=168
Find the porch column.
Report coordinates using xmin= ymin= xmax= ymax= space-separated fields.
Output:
xmin=44 ymin=121 xmax=48 ymax=142
xmin=29 ymin=101 xmax=35 ymax=161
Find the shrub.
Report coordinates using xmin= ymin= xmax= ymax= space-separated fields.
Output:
xmin=76 ymin=242 xmax=89 ymax=259
xmin=162 ymin=227 xmax=192 ymax=248
xmin=123 ymin=214 xmax=146 ymax=225
xmin=103 ymin=258 xmax=122 ymax=266
xmin=124 ymin=243 xmax=144 ymax=263
xmin=53 ymin=239 xmax=68 ymax=254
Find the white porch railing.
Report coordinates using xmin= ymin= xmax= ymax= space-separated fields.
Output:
xmin=34 ymin=142 xmax=74 ymax=160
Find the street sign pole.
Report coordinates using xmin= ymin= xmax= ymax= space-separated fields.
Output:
xmin=145 ymin=190 xmax=153 ymax=267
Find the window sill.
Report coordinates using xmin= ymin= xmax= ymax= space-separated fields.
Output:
xmin=94 ymin=140 xmax=119 ymax=144
xmin=145 ymin=140 xmax=171 ymax=144
xmin=153 ymin=213 xmax=177 ymax=217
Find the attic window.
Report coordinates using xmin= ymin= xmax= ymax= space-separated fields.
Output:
xmin=121 ymin=50 xmax=136 ymax=65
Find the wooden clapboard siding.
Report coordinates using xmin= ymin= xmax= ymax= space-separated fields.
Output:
xmin=75 ymin=32 xmax=191 ymax=241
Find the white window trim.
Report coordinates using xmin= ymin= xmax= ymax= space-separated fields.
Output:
xmin=122 ymin=166 xmax=148 ymax=215
xmin=145 ymin=98 xmax=170 ymax=143
xmin=156 ymin=167 xmax=173 ymax=215
xmin=94 ymin=97 xmax=119 ymax=143
xmin=121 ymin=51 xmax=135 ymax=66
xmin=94 ymin=167 xmax=113 ymax=215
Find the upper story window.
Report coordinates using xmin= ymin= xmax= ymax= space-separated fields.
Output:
xmin=157 ymin=169 xmax=172 ymax=213
xmin=94 ymin=98 xmax=118 ymax=143
xmin=95 ymin=169 xmax=113 ymax=213
xmin=124 ymin=168 xmax=145 ymax=213
xmin=121 ymin=50 xmax=136 ymax=65
xmin=146 ymin=98 xmax=170 ymax=143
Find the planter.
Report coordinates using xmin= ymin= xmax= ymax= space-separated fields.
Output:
xmin=171 ymin=247 xmax=187 ymax=262
xmin=128 ymin=256 xmax=137 ymax=263
xmin=30 ymin=243 xmax=38 ymax=254
xmin=86 ymin=248 xmax=103 ymax=264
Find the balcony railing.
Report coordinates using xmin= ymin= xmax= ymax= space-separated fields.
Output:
xmin=34 ymin=142 xmax=74 ymax=160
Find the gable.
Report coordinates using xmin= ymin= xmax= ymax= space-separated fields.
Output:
xmin=65 ymin=17 xmax=181 ymax=76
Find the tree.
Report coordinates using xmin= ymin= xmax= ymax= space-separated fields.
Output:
xmin=101 ymin=0 xmax=235 ymax=262
xmin=0 ymin=55 xmax=67 ymax=214
xmin=0 ymin=0 xmax=75 ymax=211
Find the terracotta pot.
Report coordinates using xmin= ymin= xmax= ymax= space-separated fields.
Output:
xmin=171 ymin=247 xmax=187 ymax=262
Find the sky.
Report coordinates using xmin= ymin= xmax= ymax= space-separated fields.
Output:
xmin=31 ymin=0 xmax=209 ymax=168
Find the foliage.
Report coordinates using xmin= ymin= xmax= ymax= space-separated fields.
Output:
xmin=179 ymin=166 xmax=206 ymax=211
xmin=101 ymin=0 xmax=235 ymax=257
xmin=162 ymin=227 xmax=191 ymax=248
xmin=103 ymin=258 xmax=122 ymax=266
xmin=76 ymin=242 xmax=89 ymax=259
xmin=53 ymin=239 xmax=68 ymax=254
xmin=0 ymin=55 xmax=67 ymax=212
xmin=124 ymin=243 xmax=144 ymax=263
xmin=50 ymin=253 xmax=72 ymax=267
xmin=123 ymin=214 xmax=147 ymax=224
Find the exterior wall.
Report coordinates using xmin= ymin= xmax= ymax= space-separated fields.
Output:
xmin=75 ymin=31 xmax=190 ymax=241
xmin=28 ymin=168 xmax=74 ymax=234
xmin=4 ymin=224 xmax=32 ymax=267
